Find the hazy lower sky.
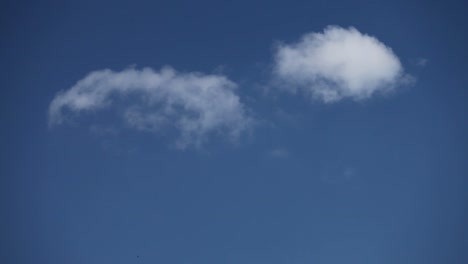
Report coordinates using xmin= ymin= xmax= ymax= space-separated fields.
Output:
xmin=1 ymin=0 xmax=467 ymax=263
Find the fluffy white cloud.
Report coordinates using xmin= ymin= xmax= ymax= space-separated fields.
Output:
xmin=274 ymin=26 xmax=405 ymax=102
xmin=49 ymin=67 xmax=253 ymax=149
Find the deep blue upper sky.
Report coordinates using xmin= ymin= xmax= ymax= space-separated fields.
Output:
xmin=1 ymin=0 xmax=467 ymax=263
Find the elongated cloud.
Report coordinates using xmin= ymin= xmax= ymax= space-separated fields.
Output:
xmin=49 ymin=67 xmax=253 ymax=149
xmin=274 ymin=26 xmax=405 ymax=102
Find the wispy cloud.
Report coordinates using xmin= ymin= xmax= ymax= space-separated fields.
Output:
xmin=49 ymin=67 xmax=253 ymax=149
xmin=267 ymin=148 xmax=290 ymax=158
xmin=320 ymin=166 xmax=358 ymax=184
xmin=415 ymin=58 xmax=429 ymax=67
xmin=273 ymin=26 xmax=407 ymax=102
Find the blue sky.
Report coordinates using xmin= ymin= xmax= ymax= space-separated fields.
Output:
xmin=1 ymin=0 xmax=467 ymax=263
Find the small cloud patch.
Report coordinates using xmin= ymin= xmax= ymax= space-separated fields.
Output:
xmin=273 ymin=26 xmax=408 ymax=102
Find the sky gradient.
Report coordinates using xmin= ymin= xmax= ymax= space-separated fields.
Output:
xmin=1 ymin=0 xmax=467 ymax=263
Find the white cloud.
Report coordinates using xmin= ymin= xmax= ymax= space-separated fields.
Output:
xmin=273 ymin=26 xmax=405 ymax=102
xmin=49 ymin=67 xmax=253 ymax=149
